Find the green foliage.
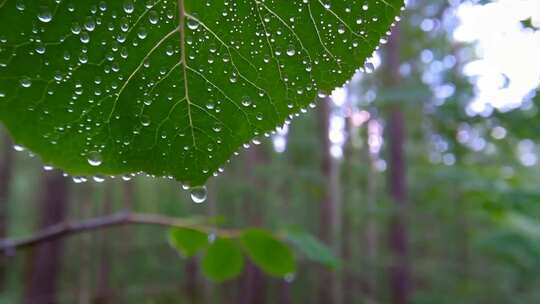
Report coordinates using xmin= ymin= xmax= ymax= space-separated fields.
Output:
xmin=201 ymin=238 xmax=244 ymax=282
xmin=168 ymin=227 xmax=208 ymax=257
xmin=0 ymin=0 xmax=403 ymax=185
xmin=285 ymin=230 xmax=340 ymax=269
xmin=168 ymin=227 xmax=303 ymax=281
xmin=241 ymin=228 xmax=296 ymax=277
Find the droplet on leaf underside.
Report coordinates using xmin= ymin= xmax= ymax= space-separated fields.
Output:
xmin=364 ymin=62 xmax=375 ymax=73
xmin=187 ymin=18 xmax=200 ymax=30
xmin=87 ymin=151 xmax=102 ymax=167
xmin=190 ymin=186 xmax=207 ymax=204
xmin=37 ymin=7 xmax=52 ymax=23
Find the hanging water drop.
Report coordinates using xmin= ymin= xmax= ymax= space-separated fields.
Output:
xmin=190 ymin=186 xmax=207 ymax=203
xmin=93 ymin=175 xmax=105 ymax=183
xmin=13 ymin=145 xmax=25 ymax=152
xmin=364 ymin=62 xmax=375 ymax=73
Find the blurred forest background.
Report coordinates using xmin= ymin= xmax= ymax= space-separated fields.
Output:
xmin=2 ymin=0 xmax=540 ymax=303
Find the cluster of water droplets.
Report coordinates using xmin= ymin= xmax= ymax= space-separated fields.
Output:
xmin=1 ymin=0 xmax=404 ymax=203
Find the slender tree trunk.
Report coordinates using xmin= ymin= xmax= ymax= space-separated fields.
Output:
xmin=122 ymin=182 xmax=134 ymax=211
xmin=317 ymin=97 xmax=339 ymax=304
xmin=384 ymin=25 xmax=411 ymax=304
xmin=184 ymin=258 xmax=201 ymax=302
xmin=240 ymin=261 xmax=266 ymax=304
xmin=120 ymin=182 xmax=135 ymax=273
xmin=94 ymin=185 xmax=113 ymax=304
xmin=278 ymin=279 xmax=292 ymax=304
xmin=239 ymin=145 xmax=267 ymax=304
xmin=202 ymin=179 xmax=216 ymax=303
xmin=341 ymin=114 xmax=355 ymax=304
xmin=0 ymin=132 xmax=14 ymax=290
xmin=454 ymin=190 xmax=469 ymax=288
xmin=77 ymin=184 xmax=93 ymax=304
xmin=330 ymin=148 xmax=342 ymax=304
xmin=24 ymin=170 xmax=69 ymax=304
xmin=365 ymin=119 xmax=379 ymax=304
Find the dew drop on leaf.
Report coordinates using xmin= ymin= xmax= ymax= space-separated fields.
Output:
xmin=13 ymin=145 xmax=25 ymax=152
xmin=19 ymin=78 xmax=32 ymax=88
xmin=364 ymin=62 xmax=375 ymax=73
xmin=93 ymin=175 xmax=105 ymax=183
xmin=87 ymin=151 xmax=102 ymax=167
xmin=37 ymin=7 xmax=52 ymax=23
xmin=123 ymin=0 xmax=134 ymax=14
xmin=187 ymin=18 xmax=200 ymax=30
xmin=190 ymin=186 xmax=207 ymax=204
xmin=286 ymin=45 xmax=296 ymax=56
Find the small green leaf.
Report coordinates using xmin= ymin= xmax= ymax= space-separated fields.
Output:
xmin=286 ymin=230 xmax=340 ymax=269
xmin=240 ymin=229 xmax=295 ymax=277
xmin=168 ymin=227 xmax=209 ymax=257
xmin=202 ymin=238 xmax=244 ymax=282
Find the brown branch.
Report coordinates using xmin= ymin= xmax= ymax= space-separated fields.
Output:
xmin=0 ymin=211 xmax=238 ymax=253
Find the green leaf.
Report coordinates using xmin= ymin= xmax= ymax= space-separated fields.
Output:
xmin=240 ymin=228 xmax=295 ymax=277
xmin=285 ymin=230 xmax=340 ymax=268
xmin=168 ymin=227 xmax=208 ymax=257
xmin=0 ymin=0 xmax=404 ymax=185
xmin=201 ymin=238 xmax=244 ymax=282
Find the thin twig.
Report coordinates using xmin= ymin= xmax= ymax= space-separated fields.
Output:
xmin=0 ymin=211 xmax=238 ymax=253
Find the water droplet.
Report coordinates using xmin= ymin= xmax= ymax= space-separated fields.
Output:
xmin=190 ymin=186 xmax=207 ymax=204
xmin=123 ymin=0 xmax=134 ymax=14
xmin=37 ymin=7 xmax=52 ymax=23
xmin=286 ymin=45 xmax=296 ymax=56
xmin=148 ymin=11 xmax=159 ymax=24
xmin=16 ymin=1 xmax=25 ymax=11
xmin=284 ymin=273 xmax=295 ymax=283
xmin=140 ymin=115 xmax=151 ymax=127
xmin=364 ymin=62 xmax=375 ymax=73
xmin=20 ymin=77 xmax=32 ymax=88
xmin=87 ymin=151 xmax=102 ymax=166
xmin=187 ymin=18 xmax=200 ymax=30
xmin=93 ymin=175 xmax=105 ymax=183
xmin=241 ymin=96 xmax=252 ymax=107
xmin=13 ymin=145 xmax=25 ymax=152
xmin=137 ymin=27 xmax=147 ymax=39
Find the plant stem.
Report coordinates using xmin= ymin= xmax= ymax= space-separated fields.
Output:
xmin=0 ymin=211 xmax=238 ymax=252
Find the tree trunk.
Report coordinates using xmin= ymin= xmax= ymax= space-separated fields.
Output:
xmin=239 ymin=145 xmax=268 ymax=304
xmin=384 ymin=25 xmax=411 ymax=304
xmin=278 ymin=279 xmax=292 ymax=304
xmin=365 ymin=119 xmax=379 ymax=304
xmin=202 ymin=179 xmax=216 ymax=303
xmin=240 ymin=261 xmax=266 ymax=304
xmin=0 ymin=131 xmax=14 ymax=290
xmin=94 ymin=185 xmax=113 ymax=304
xmin=317 ymin=97 xmax=339 ymax=304
xmin=341 ymin=113 xmax=356 ymax=304
xmin=24 ymin=170 xmax=69 ymax=304
xmin=77 ymin=184 xmax=93 ymax=304
xmin=184 ymin=257 xmax=201 ymax=302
